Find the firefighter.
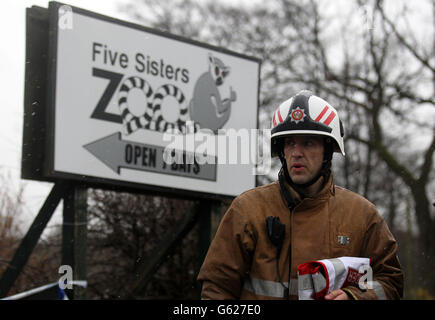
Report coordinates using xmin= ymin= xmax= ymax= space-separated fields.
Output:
xmin=197 ymin=90 xmax=403 ymax=300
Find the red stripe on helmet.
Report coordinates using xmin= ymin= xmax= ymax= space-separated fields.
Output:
xmin=277 ymin=108 xmax=283 ymax=122
xmin=273 ymin=112 xmax=277 ymax=127
xmin=315 ymin=105 xmax=329 ymax=122
xmin=323 ymin=111 xmax=336 ymax=126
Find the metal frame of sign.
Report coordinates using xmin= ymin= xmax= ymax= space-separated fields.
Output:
xmin=22 ymin=1 xmax=261 ymax=201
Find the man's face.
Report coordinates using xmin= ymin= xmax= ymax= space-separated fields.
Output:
xmin=283 ymin=135 xmax=325 ymax=185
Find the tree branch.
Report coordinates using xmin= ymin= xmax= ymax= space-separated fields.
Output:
xmin=376 ymin=0 xmax=435 ymax=73
xmin=419 ymin=128 xmax=435 ymax=185
xmin=371 ymin=110 xmax=417 ymax=187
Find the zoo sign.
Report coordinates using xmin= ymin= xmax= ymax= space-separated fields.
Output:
xmin=44 ymin=2 xmax=260 ymax=198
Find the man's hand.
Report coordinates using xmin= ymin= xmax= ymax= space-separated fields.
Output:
xmin=324 ymin=289 xmax=349 ymax=300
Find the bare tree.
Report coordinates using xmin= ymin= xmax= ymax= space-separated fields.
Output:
xmin=0 ymin=171 xmax=24 ymax=274
xmin=0 ymin=171 xmax=24 ymax=247
xmin=86 ymin=189 xmax=198 ymax=299
xmin=0 ymin=170 xmax=61 ymax=296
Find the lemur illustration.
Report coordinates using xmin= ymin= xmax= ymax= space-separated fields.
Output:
xmin=189 ymin=53 xmax=237 ymax=132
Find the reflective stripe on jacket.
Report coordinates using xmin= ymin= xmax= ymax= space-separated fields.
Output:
xmin=197 ymin=175 xmax=403 ymax=300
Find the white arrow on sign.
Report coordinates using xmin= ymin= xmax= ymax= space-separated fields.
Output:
xmin=83 ymin=132 xmax=217 ymax=181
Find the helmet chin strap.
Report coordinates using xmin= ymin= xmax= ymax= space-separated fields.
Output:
xmin=278 ymin=141 xmax=333 ymax=197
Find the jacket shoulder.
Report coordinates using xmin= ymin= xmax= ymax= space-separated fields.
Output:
xmin=229 ymin=181 xmax=283 ymax=214
xmin=334 ymin=185 xmax=373 ymax=204
xmin=235 ymin=181 xmax=281 ymax=203
xmin=334 ymin=185 xmax=380 ymax=220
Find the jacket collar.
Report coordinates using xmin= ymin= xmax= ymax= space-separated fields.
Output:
xmin=278 ymin=169 xmax=335 ymax=210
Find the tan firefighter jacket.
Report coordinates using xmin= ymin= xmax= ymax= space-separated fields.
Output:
xmin=197 ymin=174 xmax=403 ymax=300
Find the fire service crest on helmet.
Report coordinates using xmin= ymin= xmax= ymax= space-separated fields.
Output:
xmin=290 ymin=107 xmax=306 ymax=124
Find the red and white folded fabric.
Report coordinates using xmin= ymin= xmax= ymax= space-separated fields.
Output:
xmin=297 ymin=256 xmax=371 ymax=300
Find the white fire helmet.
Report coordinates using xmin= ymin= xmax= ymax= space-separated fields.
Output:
xmin=271 ymin=90 xmax=345 ymax=157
